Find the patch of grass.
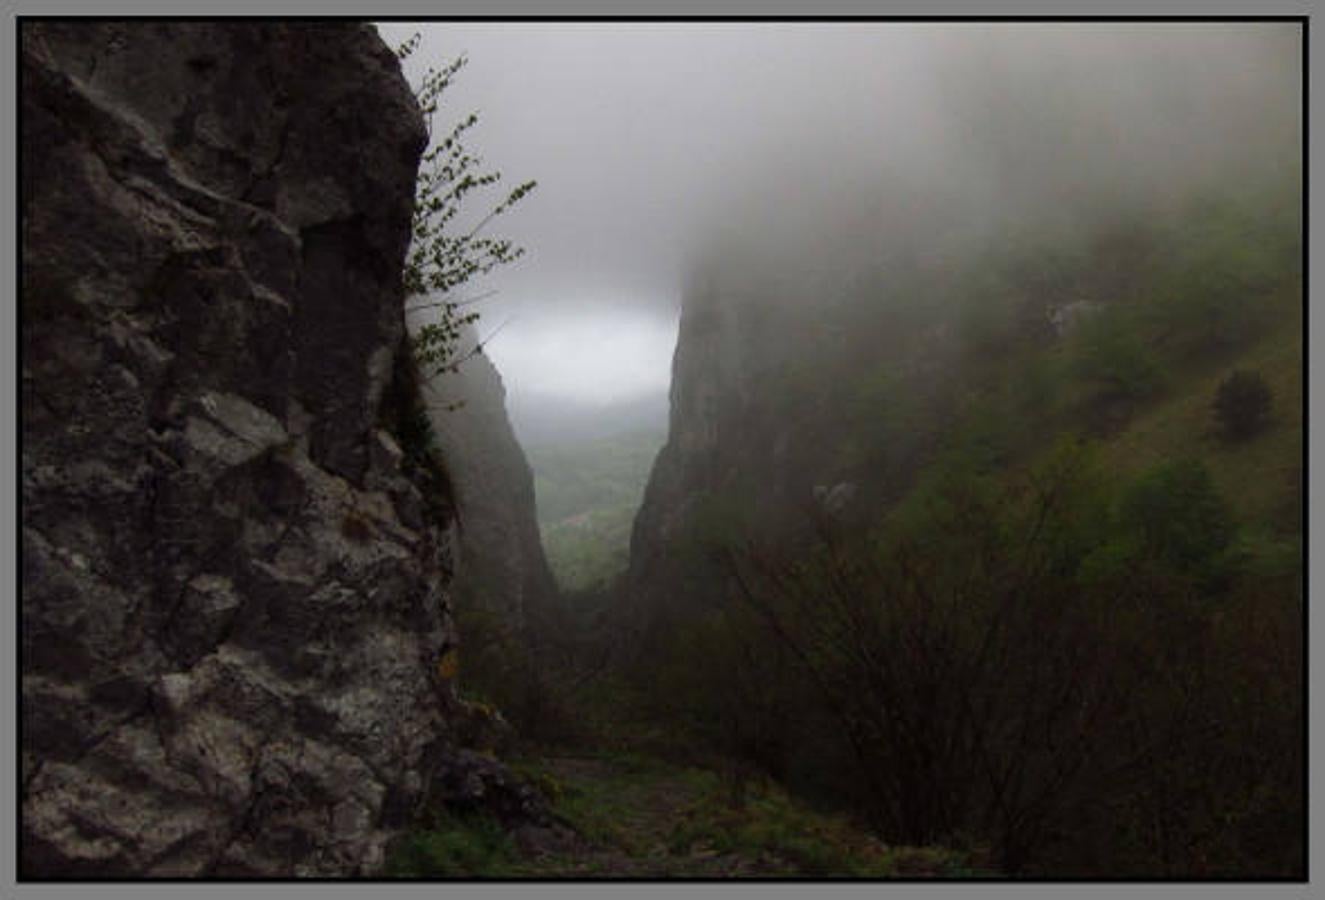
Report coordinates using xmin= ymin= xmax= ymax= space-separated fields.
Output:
xmin=511 ymin=755 xmax=661 ymax=854
xmin=556 ymin=782 xmax=635 ymax=852
xmin=522 ymin=754 xmax=717 ymax=860
xmin=666 ymin=777 xmax=982 ymax=877
xmin=383 ymin=811 xmax=518 ymax=878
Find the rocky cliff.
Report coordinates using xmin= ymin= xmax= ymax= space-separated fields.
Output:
xmin=629 ymin=278 xmax=750 ymax=578
xmin=20 ymin=22 xmax=536 ymax=876
xmin=627 ymin=270 xmax=812 ymax=633
xmin=421 ymin=332 xmax=558 ymax=641
xmin=626 ymin=256 xmax=964 ymax=636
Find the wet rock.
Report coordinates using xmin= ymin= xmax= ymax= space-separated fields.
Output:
xmin=426 ymin=748 xmax=551 ymax=830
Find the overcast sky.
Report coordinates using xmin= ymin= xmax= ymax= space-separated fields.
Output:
xmin=376 ymin=22 xmax=1299 ymax=410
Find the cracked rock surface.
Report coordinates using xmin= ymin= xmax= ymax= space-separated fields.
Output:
xmin=21 ymin=22 xmax=484 ymax=876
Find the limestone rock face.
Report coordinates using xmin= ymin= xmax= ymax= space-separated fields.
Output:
xmin=625 ymin=264 xmax=960 ymax=636
xmin=420 ymin=333 xmax=557 ymax=635
xmin=627 ymin=278 xmax=779 ymax=633
xmin=21 ymin=22 xmax=474 ymax=876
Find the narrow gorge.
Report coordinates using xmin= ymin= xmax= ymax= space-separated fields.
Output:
xmin=20 ymin=19 xmax=1304 ymax=881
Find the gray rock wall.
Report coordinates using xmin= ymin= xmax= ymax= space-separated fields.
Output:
xmin=627 ymin=276 xmax=785 ymax=634
xmin=420 ymin=333 xmax=558 ymax=636
xmin=21 ymin=23 xmax=470 ymax=876
xmin=625 ymin=264 xmax=953 ymax=636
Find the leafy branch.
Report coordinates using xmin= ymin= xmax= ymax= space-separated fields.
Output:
xmin=397 ymin=35 xmax=537 ymax=377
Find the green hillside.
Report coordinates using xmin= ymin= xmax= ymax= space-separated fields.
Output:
xmin=1098 ymin=299 xmax=1301 ymax=531
xmin=542 ymin=504 xmax=638 ymax=593
xmin=620 ymin=181 xmax=1303 ymax=877
xmin=530 ymin=428 xmax=665 ymax=591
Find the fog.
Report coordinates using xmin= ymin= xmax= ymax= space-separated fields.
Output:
xmin=485 ymin=308 xmax=677 ymax=404
xmin=377 ymin=22 xmax=1300 ymax=427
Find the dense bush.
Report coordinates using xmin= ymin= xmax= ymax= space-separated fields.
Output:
xmin=1214 ymin=369 xmax=1273 ymax=440
xmin=656 ymin=440 xmax=1302 ymax=876
xmin=1118 ymin=458 xmax=1234 ymax=579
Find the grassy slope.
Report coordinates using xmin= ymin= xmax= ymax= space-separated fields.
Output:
xmin=531 ymin=428 xmax=665 ymax=524
xmin=529 ymin=428 xmax=665 ymax=591
xmin=1098 ymin=300 xmax=1302 ymax=533
xmin=541 ymin=504 xmax=638 ymax=593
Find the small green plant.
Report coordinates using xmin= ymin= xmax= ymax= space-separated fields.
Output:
xmin=1213 ymin=369 xmax=1273 ymax=440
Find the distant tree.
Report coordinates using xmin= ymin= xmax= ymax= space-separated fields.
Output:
xmin=1213 ymin=369 xmax=1273 ymax=440
xmin=396 ymin=35 xmax=536 ymax=378
xmin=1119 ymin=458 xmax=1234 ymax=580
